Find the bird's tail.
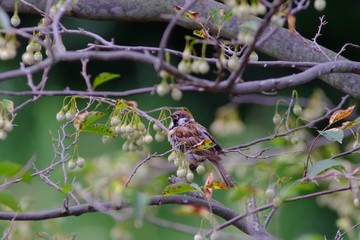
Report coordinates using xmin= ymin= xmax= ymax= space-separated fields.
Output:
xmin=210 ymin=160 xmax=237 ymax=188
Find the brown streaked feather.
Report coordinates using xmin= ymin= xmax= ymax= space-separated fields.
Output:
xmin=169 ymin=121 xmax=223 ymax=160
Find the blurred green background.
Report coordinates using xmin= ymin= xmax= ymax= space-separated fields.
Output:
xmin=0 ymin=1 xmax=360 ymax=239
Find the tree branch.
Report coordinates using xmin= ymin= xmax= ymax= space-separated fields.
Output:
xmin=1 ymin=0 xmax=360 ymax=98
xmin=0 ymin=194 xmax=276 ymax=239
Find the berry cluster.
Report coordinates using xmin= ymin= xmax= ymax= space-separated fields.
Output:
xmin=177 ymin=44 xmax=211 ymax=76
xmin=167 ymin=150 xmax=206 ymax=183
xmin=56 ymin=99 xmax=77 ymax=122
xmin=0 ymin=100 xmax=14 ymax=140
xmin=67 ymin=156 xmax=85 ymax=170
xmin=156 ymin=70 xmax=183 ymax=101
xmin=0 ymin=117 xmax=13 ymax=140
xmin=272 ymin=91 xmax=304 ymax=145
xmin=231 ymin=2 xmax=266 ymax=19
xmin=22 ymin=39 xmax=43 ymax=65
xmin=0 ymin=33 xmax=17 ymax=61
xmin=152 ymin=122 xmax=167 ymax=143
xmin=109 ymin=113 xmax=153 ymax=152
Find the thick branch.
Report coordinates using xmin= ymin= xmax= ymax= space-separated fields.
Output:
xmin=0 ymin=50 xmax=358 ymax=97
xmin=0 ymin=195 xmax=275 ymax=239
xmin=1 ymin=0 xmax=360 ymax=98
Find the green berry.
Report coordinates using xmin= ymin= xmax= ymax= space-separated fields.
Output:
xmin=186 ymin=172 xmax=194 ymax=182
xmin=228 ymin=56 xmax=239 ymax=71
xmin=272 ymin=113 xmax=282 ymax=125
xmin=314 ymin=0 xmax=326 ymax=11
xmin=76 ymin=157 xmax=85 ymax=168
xmin=0 ymin=118 xmax=5 ymax=128
xmin=125 ymin=125 xmax=134 ymax=133
xmin=102 ymin=136 xmax=112 ymax=144
xmin=153 ymin=123 xmax=160 ymax=131
xmin=293 ymin=104 xmax=302 ymax=116
xmin=191 ymin=60 xmax=201 ymax=74
xmin=178 ymin=60 xmax=191 ymax=74
xmin=0 ymin=130 xmax=7 ymax=140
xmin=177 ymin=169 xmax=187 ymax=178
xmin=196 ymin=164 xmax=206 ymax=175
xmin=114 ymin=124 xmax=122 ymax=134
xmin=182 ymin=48 xmax=191 ymax=60
xmin=122 ymin=141 xmax=130 ymax=152
xmin=265 ymin=188 xmax=276 ymax=200
xmin=65 ymin=110 xmax=75 ymax=121
xmin=198 ymin=61 xmax=210 ymax=74
xmin=144 ymin=134 xmax=153 ymax=144
xmin=33 ymin=51 xmax=43 ymax=63
xmin=156 ymin=82 xmax=170 ymax=96
xmin=4 ymin=121 xmax=13 ymax=132
xmin=171 ymin=88 xmax=182 ymax=101
xmin=194 ymin=234 xmax=203 ymax=240
xmin=155 ymin=132 xmax=165 ymax=142
xmin=110 ymin=116 xmax=121 ymax=126
xmin=68 ymin=160 xmax=77 ymax=170
xmin=168 ymin=151 xmax=177 ymax=162
xmin=22 ymin=52 xmax=34 ymax=65
xmin=11 ymin=14 xmax=21 ymax=27
xmin=272 ymin=197 xmax=282 ymax=207
xmin=56 ymin=111 xmax=65 ymax=122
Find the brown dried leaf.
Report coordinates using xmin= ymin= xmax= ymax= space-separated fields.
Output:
xmin=73 ymin=111 xmax=89 ymax=130
xmin=173 ymin=5 xmax=200 ymax=22
xmin=204 ymin=173 xmax=214 ymax=199
xmin=287 ymin=14 xmax=296 ymax=34
xmin=329 ymin=105 xmax=355 ymax=125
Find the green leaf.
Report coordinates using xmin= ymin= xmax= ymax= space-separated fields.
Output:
xmin=209 ymin=9 xmax=221 ymax=27
xmin=308 ymin=159 xmax=344 ymax=177
xmin=354 ymin=116 xmax=360 ymax=124
xmin=279 ymin=182 xmax=316 ymax=199
xmin=92 ymin=72 xmax=120 ymax=90
xmin=0 ymin=161 xmax=21 ymax=178
xmin=133 ymin=192 xmax=150 ymax=226
xmin=0 ymin=191 xmax=19 ymax=211
xmin=61 ymin=184 xmax=73 ymax=194
xmin=209 ymin=9 xmax=232 ymax=28
xmin=318 ymin=128 xmax=344 ymax=143
xmin=1 ymin=99 xmax=14 ymax=113
xmin=21 ymin=172 xmax=32 ymax=183
xmin=228 ymin=183 xmax=261 ymax=201
xmin=121 ymin=188 xmax=149 ymax=226
xmin=223 ymin=10 xmax=233 ymax=22
xmin=162 ymin=182 xmax=198 ymax=196
xmin=81 ymin=124 xmax=115 ymax=137
xmin=79 ymin=111 xmax=106 ymax=129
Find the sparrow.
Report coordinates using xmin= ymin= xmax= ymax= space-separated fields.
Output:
xmin=168 ymin=110 xmax=236 ymax=188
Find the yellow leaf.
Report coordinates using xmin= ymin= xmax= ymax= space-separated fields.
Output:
xmin=190 ymin=139 xmax=216 ymax=152
xmin=206 ymin=181 xmax=228 ymax=190
xmin=193 ymin=29 xmax=209 ymax=39
xmin=340 ymin=121 xmax=356 ymax=130
xmin=329 ymin=105 xmax=355 ymax=125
